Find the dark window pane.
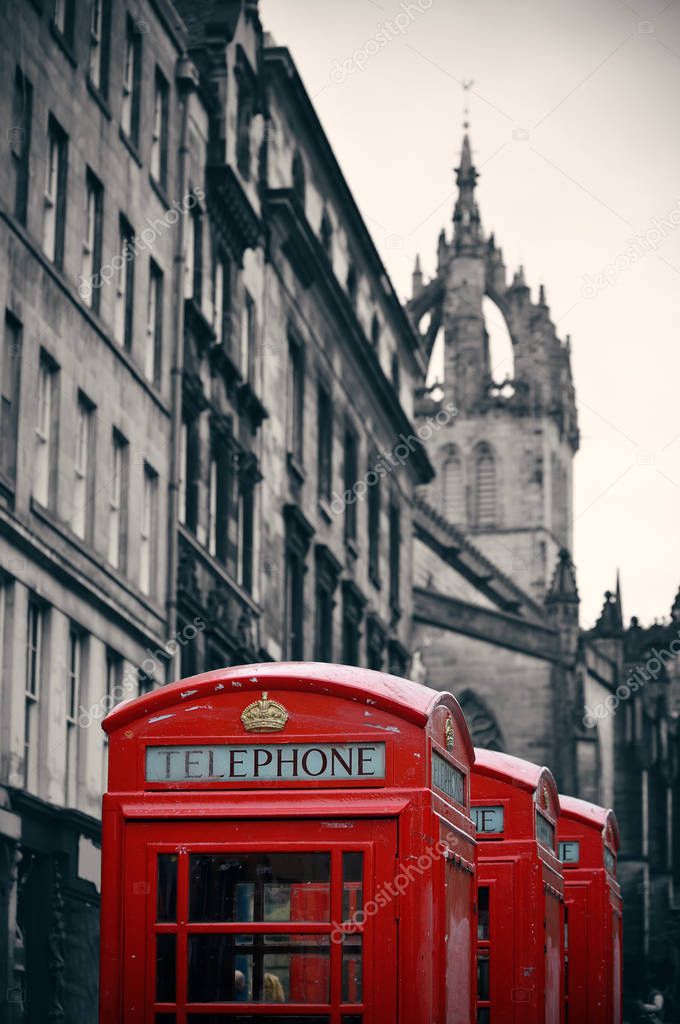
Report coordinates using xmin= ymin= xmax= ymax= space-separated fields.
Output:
xmin=342 ymin=852 xmax=363 ymax=923
xmin=342 ymin=1018 xmax=363 ymax=1024
xmin=477 ymin=1010 xmax=490 ymax=1024
xmin=477 ymin=885 xmax=490 ymax=941
xmin=188 ymin=934 xmax=329 ymax=1003
xmin=342 ymin=934 xmax=362 ymax=1003
xmin=189 ymin=852 xmax=330 ymax=922
xmin=156 ymin=934 xmax=176 ymax=1003
xmin=157 ymin=854 xmax=177 ymax=922
xmin=477 ymin=951 xmax=490 ymax=1001
xmin=156 ymin=1017 xmax=175 ymax=1024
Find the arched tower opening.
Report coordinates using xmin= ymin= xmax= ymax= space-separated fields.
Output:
xmin=482 ymin=295 xmax=514 ymax=384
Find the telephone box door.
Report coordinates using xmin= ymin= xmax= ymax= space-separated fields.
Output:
xmin=122 ymin=817 xmax=397 ymax=1024
xmin=476 ymin=861 xmax=515 ymax=1021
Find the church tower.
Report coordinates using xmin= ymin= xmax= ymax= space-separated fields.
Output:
xmin=410 ymin=133 xmax=579 ymax=601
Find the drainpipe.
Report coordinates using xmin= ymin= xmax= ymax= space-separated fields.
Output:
xmin=166 ymin=53 xmax=199 ymax=683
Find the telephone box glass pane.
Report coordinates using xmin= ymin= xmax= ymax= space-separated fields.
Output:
xmin=157 ymin=854 xmax=177 ymax=921
xmin=187 ymin=934 xmax=330 ymax=1002
xmin=477 ymin=1010 xmax=490 ymax=1023
xmin=189 ymin=852 xmax=331 ymax=922
xmin=477 ymin=885 xmax=490 ymax=941
xmin=156 ymin=934 xmax=176 ymax=1002
xmin=477 ymin=951 xmax=490 ymax=1000
xmin=342 ymin=1018 xmax=363 ymax=1024
xmin=342 ymin=934 xmax=362 ymax=1002
xmin=342 ymin=852 xmax=363 ymax=922
xmin=155 ymin=1017 xmax=175 ymax=1024
xmin=187 ymin=1018 xmax=331 ymax=1024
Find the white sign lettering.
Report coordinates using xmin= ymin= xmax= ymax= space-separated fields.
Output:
xmin=145 ymin=742 xmax=386 ymax=783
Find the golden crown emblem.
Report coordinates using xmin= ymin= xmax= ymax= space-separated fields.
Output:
xmin=240 ymin=691 xmax=289 ymax=732
xmin=444 ymin=716 xmax=454 ymax=751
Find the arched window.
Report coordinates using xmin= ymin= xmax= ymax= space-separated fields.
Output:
xmin=292 ymin=151 xmax=305 ymax=206
xmin=320 ymin=210 xmax=332 ymax=259
xmin=457 ymin=689 xmax=505 ymax=751
xmin=474 ymin=443 xmax=496 ymax=527
xmin=441 ymin=445 xmax=464 ymax=524
xmin=370 ymin=313 xmax=380 ymax=347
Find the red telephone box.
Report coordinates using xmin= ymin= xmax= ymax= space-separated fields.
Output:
xmin=557 ymin=795 xmax=622 ymax=1024
xmin=470 ymin=749 xmax=564 ymax=1024
xmin=100 ymin=663 xmax=478 ymax=1024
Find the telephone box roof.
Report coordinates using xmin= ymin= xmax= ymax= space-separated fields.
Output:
xmin=103 ymin=662 xmax=475 ymax=759
xmin=472 ymin=748 xmax=560 ymax=809
xmin=559 ymin=794 xmax=620 ymax=849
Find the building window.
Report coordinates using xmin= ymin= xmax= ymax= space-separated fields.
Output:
xmin=317 ymin=383 xmax=333 ymax=505
xmin=368 ymin=453 xmax=381 ymax=587
xmin=150 ymin=67 xmax=169 ymax=188
xmin=43 ymin=115 xmax=68 ymax=267
xmin=72 ymin=393 xmax=95 ymax=541
xmin=320 ymin=211 xmax=333 ymax=260
xmin=121 ymin=15 xmax=142 ymax=144
xmin=314 ymin=546 xmax=340 ymax=663
xmin=179 ymin=416 xmax=200 ymax=534
xmin=370 ymin=314 xmax=380 ymax=348
xmin=342 ymin=581 xmax=365 ymax=667
xmin=237 ymin=481 xmax=255 ymax=593
xmin=114 ymin=215 xmax=135 ymax=349
xmin=344 ymin=423 xmax=358 ymax=546
xmin=387 ymin=639 xmax=408 ymax=678
xmin=24 ymin=601 xmax=44 ymax=791
xmin=145 ymin=259 xmax=163 ymax=384
xmin=139 ymin=463 xmax=158 ymax=597
xmin=207 ymin=440 xmax=232 ymax=564
xmin=213 ymin=252 xmax=231 ymax=347
xmin=240 ymin=290 xmax=255 ymax=382
xmin=52 ymin=0 xmax=75 ymax=45
xmin=82 ymin=169 xmax=103 ymax=312
xmin=292 ymin=151 xmax=305 ymax=205
xmin=474 ymin=443 xmax=497 ymax=528
xmin=138 ymin=668 xmax=154 ymax=696
xmin=366 ymin=615 xmax=386 ymax=671
xmin=65 ymin=627 xmax=84 ymax=806
xmin=284 ymin=506 xmax=314 ymax=660
xmin=287 ymin=333 xmax=305 ymax=466
xmin=185 ymin=206 xmax=202 ymax=302
xmin=236 ymin=77 xmax=254 ymax=180
xmin=11 ymin=68 xmax=32 ymax=225
xmin=107 ymin=430 xmax=128 ymax=570
xmin=442 ymin=446 xmax=464 ymax=525
xmin=1 ymin=312 xmax=22 ymax=490
xmin=389 ymin=501 xmax=401 ymax=615
xmin=34 ymin=352 xmax=59 ymax=509
xmin=88 ymin=0 xmax=110 ymax=96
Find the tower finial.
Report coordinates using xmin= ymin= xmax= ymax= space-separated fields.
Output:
xmin=461 ymin=78 xmax=474 ymax=132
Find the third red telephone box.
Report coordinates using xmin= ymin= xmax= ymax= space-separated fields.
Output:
xmin=557 ymin=795 xmax=623 ymax=1024
xmin=471 ymin=749 xmax=565 ymax=1024
xmin=100 ymin=663 xmax=478 ymax=1024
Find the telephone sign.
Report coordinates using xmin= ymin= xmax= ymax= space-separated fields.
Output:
xmin=472 ymin=805 xmax=504 ymax=833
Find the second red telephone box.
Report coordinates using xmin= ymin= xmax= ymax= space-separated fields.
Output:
xmin=557 ymin=795 xmax=623 ymax=1024
xmin=471 ymin=749 xmax=565 ymax=1024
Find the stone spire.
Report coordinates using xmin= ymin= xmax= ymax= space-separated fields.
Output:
xmin=593 ymin=584 xmax=624 ymax=637
xmin=545 ymin=548 xmax=580 ymax=606
xmin=412 ymin=254 xmax=423 ymax=299
xmin=452 ymin=133 xmax=482 ymax=254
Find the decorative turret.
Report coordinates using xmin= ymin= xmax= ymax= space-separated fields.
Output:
xmin=592 ymin=581 xmax=624 ymax=637
xmin=412 ymin=254 xmax=423 ymax=299
xmin=545 ymin=548 xmax=580 ymax=658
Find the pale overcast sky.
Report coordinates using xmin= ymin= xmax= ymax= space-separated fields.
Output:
xmin=261 ymin=0 xmax=680 ymax=627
